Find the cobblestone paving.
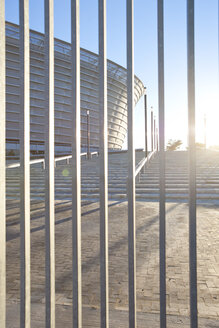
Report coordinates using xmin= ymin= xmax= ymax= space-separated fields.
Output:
xmin=6 ymin=200 xmax=219 ymax=327
xmin=6 ymin=303 xmax=219 ymax=327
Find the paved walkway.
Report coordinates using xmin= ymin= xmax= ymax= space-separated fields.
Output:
xmin=6 ymin=200 xmax=219 ymax=327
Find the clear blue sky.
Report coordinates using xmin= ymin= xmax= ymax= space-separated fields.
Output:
xmin=5 ymin=0 xmax=219 ymax=149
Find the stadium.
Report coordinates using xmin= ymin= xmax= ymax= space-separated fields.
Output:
xmin=6 ymin=22 xmax=145 ymax=157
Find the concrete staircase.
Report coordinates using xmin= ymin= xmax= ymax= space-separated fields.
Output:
xmin=136 ymin=150 xmax=219 ymax=202
xmin=6 ymin=151 xmax=144 ymax=201
xmin=6 ymin=150 xmax=219 ymax=203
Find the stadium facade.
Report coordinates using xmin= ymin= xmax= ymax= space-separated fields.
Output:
xmin=6 ymin=22 xmax=145 ymax=157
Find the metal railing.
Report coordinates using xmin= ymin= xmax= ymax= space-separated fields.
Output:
xmin=126 ymin=150 xmax=157 ymax=196
xmin=0 ymin=0 xmax=200 ymax=327
xmin=6 ymin=152 xmax=99 ymax=169
xmin=134 ymin=149 xmax=157 ymax=181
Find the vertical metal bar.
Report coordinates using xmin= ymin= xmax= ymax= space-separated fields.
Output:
xmin=127 ymin=0 xmax=136 ymax=327
xmin=157 ymin=1 xmax=166 ymax=327
xmin=99 ymin=1 xmax=109 ymax=327
xmin=187 ymin=1 xmax=198 ymax=327
xmin=44 ymin=0 xmax=55 ymax=326
xmin=144 ymin=87 xmax=148 ymax=158
xmin=151 ymin=109 xmax=154 ymax=151
xmin=71 ymin=1 xmax=82 ymax=327
xmin=19 ymin=1 xmax=31 ymax=326
xmin=0 ymin=1 xmax=6 ymax=327
xmin=87 ymin=110 xmax=90 ymax=159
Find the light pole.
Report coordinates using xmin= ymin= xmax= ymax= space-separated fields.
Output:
xmin=144 ymin=87 xmax=148 ymax=158
xmin=87 ymin=109 xmax=90 ymax=159
xmin=154 ymin=117 xmax=156 ymax=151
xmin=204 ymin=114 xmax=206 ymax=149
xmin=151 ymin=107 xmax=154 ymax=151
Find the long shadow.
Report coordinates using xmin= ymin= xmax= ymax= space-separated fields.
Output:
xmin=55 ymin=202 xmax=180 ymax=291
xmin=6 ymin=200 xmax=95 ymax=226
xmin=6 ymin=200 xmax=125 ymax=242
xmin=7 ymin=200 xmax=180 ymax=292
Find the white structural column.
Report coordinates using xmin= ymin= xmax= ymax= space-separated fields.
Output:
xmin=127 ymin=0 xmax=136 ymax=327
xmin=19 ymin=0 xmax=31 ymax=327
xmin=187 ymin=1 xmax=198 ymax=327
xmin=0 ymin=1 xmax=6 ymax=327
xmin=157 ymin=0 xmax=166 ymax=327
xmin=71 ymin=1 xmax=82 ymax=327
xmin=44 ymin=0 xmax=55 ymax=327
xmin=99 ymin=0 xmax=109 ymax=327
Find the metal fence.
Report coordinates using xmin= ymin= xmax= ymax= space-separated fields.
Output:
xmin=0 ymin=0 xmax=199 ymax=327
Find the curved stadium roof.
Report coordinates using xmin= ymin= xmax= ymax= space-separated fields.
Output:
xmin=5 ymin=22 xmax=144 ymax=155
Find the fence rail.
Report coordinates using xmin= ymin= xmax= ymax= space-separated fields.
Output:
xmin=1 ymin=0 xmax=202 ymax=327
xmin=19 ymin=1 xmax=31 ymax=326
xmin=0 ymin=1 xmax=6 ymax=327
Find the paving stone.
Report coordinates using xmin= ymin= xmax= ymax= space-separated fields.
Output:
xmin=6 ymin=200 xmax=219 ymax=326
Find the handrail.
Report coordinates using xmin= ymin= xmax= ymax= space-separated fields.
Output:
xmin=6 ymin=151 xmax=99 ymax=169
xmin=135 ymin=149 xmax=157 ymax=179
